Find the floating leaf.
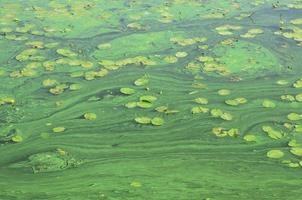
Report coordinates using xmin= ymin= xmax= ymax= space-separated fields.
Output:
xmin=84 ymin=113 xmax=97 ymax=121
xmin=276 ymin=80 xmax=288 ymax=85
xmin=135 ymin=117 xmax=151 ymax=124
xmin=69 ymin=84 xmax=81 ymax=91
xmin=155 ymin=106 xmax=168 ymax=113
xmin=56 ymin=48 xmax=77 ymax=57
xmin=290 ymin=147 xmax=302 ymax=156
xmin=220 ymin=112 xmax=233 ymax=121
xmin=164 ymin=55 xmax=178 ymax=63
xmin=192 ymin=106 xmax=209 ymax=114
xmin=217 ymin=89 xmax=231 ymax=96
xmin=295 ymin=93 xmax=302 ymax=102
xmin=137 ymin=101 xmax=153 ymax=108
xmin=267 ymin=150 xmax=284 ymax=159
xmin=151 ymin=117 xmax=164 ymax=126
xmin=139 ymin=95 xmax=157 ymax=103
xmin=52 ymin=127 xmax=65 ymax=133
xmin=210 ymin=109 xmax=223 ymax=117
xmin=194 ymin=97 xmax=208 ymax=105
xmin=125 ymin=102 xmax=137 ymax=108
xmin=225 ymin=97 xmax=247 ymax=106
xmin=243 ymin=134 xmax=257 ymax=142
xmin=262 ymin=100 xmax=276 ymax=108
xmin=175 ymin=51 xmax=188 ymax=58
xmin=262 ymin=126 xmax=282 ymax=139
xmin=130 ymin=181 xmax=142 ymax=188
xmin=287 ymin=113 xmax=302 ymax=121
xmin=12 ymin=135 xmax=23 ymax=143
xmin=120 ymin=88 xmax=135 ymax=95
xmin=134 ymin=77 xmax=149 ymax=86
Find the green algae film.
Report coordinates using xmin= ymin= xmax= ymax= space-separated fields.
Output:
xmin=1 ymin=0 xmax=302 ymax=199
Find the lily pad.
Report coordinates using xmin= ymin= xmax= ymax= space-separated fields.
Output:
xmin=290 ymin=147 xmax=302 ymax=156
xmin=125 ymin=102 xmax=137 ymax=108
xmin=218 ymin=89 xmax=231 ymax=96
xmin=262 ymin=126 xmax=282 ymax=139
xmin=11 ymin=135 xmax=23 ymax=143
xmin=84 ymin=113 xmax=97 ymax=121
xmin=267 ymin=150 xmax=284 ymax=159
xmin=137 ymin=101 xmax=153 ymax=108
xmin=120 ymin=88 xmax=135 ymax=95
xmin=243 ymin=134 xmax=257 ymax=142
xmin=194 ymin=97 xmax=208 ymax=105
xmin=135 ymin=117 xmax=151 ymax=124
xmin=52 ymin=127 xmax=66 ymax=133
xmin=287 ymin=113 xmax=302 ymax=121
xmin=192 ymin=106 xmax=209 ymax=114
xmin=56 ymin=48 xmax=77 ymax=57
xmin=151 ymin=117 xmax=164 ymax=126
xmin=139 ymin=95 xmax=157 ymax=103
xmin=225 ymin=97 xmax=247 ymax=106
xmin=262 ymin=100 xmax=276 ymax=108
xmin=134 ymin=77 xmax=149 ymax=86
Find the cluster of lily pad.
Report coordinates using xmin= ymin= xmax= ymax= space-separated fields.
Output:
xmin=225 ymin=97 xmax=247 ymax=106
xmin=212 ymin=127 xmax=240 ymax=137
xmin=275 ymin=17 xmax=302 ymax=46
xmin=42 ymin=79 xmax=81 ymax=95
xmin=134 ymin=116 xmax=164 ymax=126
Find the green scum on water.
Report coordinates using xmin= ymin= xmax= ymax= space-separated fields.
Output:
xmin=0 ymin=0 xmax=302 ymax=199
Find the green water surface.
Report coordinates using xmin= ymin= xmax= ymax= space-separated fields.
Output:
xmin=0 ymin=0 xmax=302 ymax=199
